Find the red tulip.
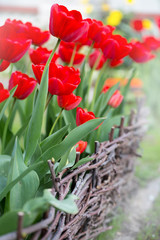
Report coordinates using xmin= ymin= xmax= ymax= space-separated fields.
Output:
xmin=143 ymin=36 xmax=160 ymax=51
xmin=57 ymin=93 xmax=82 ymax=110
xmin=76 ymin=107 xmax=96 ymax=126
xmin=84 ymin=19 xmax=114 ymax=47
xmin=131 ymin=19 xmax=143 ymax=32
xmin=101 ymin=35 xmax=132 ymax=62
xmin=0 ymin=60 xmax=10 ymax=72
xmin=0 ymin=20 xmax=31 ymax=64
xmin=29 ymin=47 xmax=59 ymax=65
xmin=58 ymin=41 xmax=85 ymax=65
xmin=49 ymin=4 xmax=89 ymax=42
xmin=25 ymin=22 xmax=50 ymax=46
xmin=0 ymin=19 xmax=28 ymax=42
xmin=32 ymin=63 xmax=81 ymax=95
xmin=0 ymin=83 xmax=10 ymax=103
xmin=155 ymin=17 xmax=160 ymax=29
xmin=76 ymin=140 xmax=87 ymax=153
xmin=108 ymin=90 xmax=123 ymax=108
xmin=8 ymin=71 xmax=37 ymax=100
xmin=89 ymin=49 xmax=106 ymax=70
xmin=129 ymin=41 xmax=155 ymax=63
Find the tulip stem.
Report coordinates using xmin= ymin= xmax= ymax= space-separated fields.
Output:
xmin=49 ymin=108 xmax=63 ymax=136
xmin=76 ymin=42 xmax=94 ymax=100
xmin=42 ymin=38 xmax=61 ymax=79
xmin=45 ymin=93 xmax=53 ymax=110
xmin=69 ymin=43 xmax=78 ymax=67
xmin=1 ymin=98 xmax=16 ymax=153
xmin=90 ymin=61 xmax=108 ymax=112
xmin=86 ymin=51 xmax=103 ymax=107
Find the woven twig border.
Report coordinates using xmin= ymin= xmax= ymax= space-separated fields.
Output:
xmin=0 ymin=103 xmax=147 ymax=240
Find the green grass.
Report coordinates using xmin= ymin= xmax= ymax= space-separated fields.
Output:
xmin=135 ymin=123 xmax=160 ymax=184
xmin=136 ymin=193 xmax=160 ymax=240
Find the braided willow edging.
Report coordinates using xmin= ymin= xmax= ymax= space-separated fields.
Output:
xmin=0 ymin=106 xmax=147 ymax=240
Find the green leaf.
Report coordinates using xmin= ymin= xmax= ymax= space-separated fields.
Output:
xmin=38 ymin=117 xmax=105 ymax=163
xmin=0 ymin=86 xmax=17 ymax=121
xmin=0 ymin=155 xmax=11 ymax=193
xmin=7 ymin=138 xmax=39 ymax=210
xmin=24 ymin=66 xmax=49 ymax=164
xmin=0 ymin=210 xmax=34 ymax=236
xmin=71 ymin=156 xmax=93 ymax=170
xmin=99 ymin=115 xmax=128 ymax=142
xmin=56 ymin=146 xmax=76 ymax=174
xmin=94 ymin=82 xmax=120 ymax=117
xmin=44 ymin=190 xmax=78 ymax=214
xmin=56 ymin=149 xmax=70 ymax=174
xmin=0 ymin=160 xmax=44 ymax=202
xmin=4 ymin=117 xmax=30 ymax=155
xmin=40 ymin=125 xmax=69 ymax=153
xmin=62 ymin=111 xmax=76 ymax=131
xmin=116 ymin=68 xmax=136 ymax=114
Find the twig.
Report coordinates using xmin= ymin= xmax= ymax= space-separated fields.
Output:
xmin=17 ymin=212 xmax=24 ymax=240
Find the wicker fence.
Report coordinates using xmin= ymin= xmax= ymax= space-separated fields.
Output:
xmin=0 ymin=103 xmax=147 ymax=240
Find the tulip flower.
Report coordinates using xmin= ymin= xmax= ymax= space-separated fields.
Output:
xmin=49 ymin=4 xmax=89 ymax=42
xmin=29 ymin=47 xmax=59 ymax=65
xmin=84 ymin=18 xmax=115 ymax=47
xmin=8 ymin=71 xmax=37 ymax=100
xmin=58 ymin=41 xmax=85 ymax=65
xmin=76 ymin=107 xmax=96 ymax=126
xmin=76 ymin=140 xmax=87 ymax=153
xmin=32 ymin=63 xmax=81 ymax=95
xmin=143 ymin=36 xmax=160 ymax=51
xmin=0 ymin=60 xmax=10 ymax=72
xmin=25 ymin=22 xmax=50 ymax=46
xmin=0 ymin=20 xmax=31 ymax=64
xmin=57 ymin=93 xmax=82 ymax=110
xmin=101 ymin=34 xmax=132 ymax=62
xmin=89 ymin=49 xmax=106 ymax=70
xmin=131 ymin=19 xmax=143 ymax=32
xmin=129 ymin=41 xmax=155 ymax=63
xmin=102 ymin=86 xmax=123 ymax=108
xmin=108 ymin=90 xmax=123 ymax=108
xmin=0 ymin=83 xmax=10 ymax=103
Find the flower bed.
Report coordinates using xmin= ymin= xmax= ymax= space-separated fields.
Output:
xmin=0 ymin=2 xmax=157 ymax=240
xmin=0 ymin=102 xmax=147 ymax=240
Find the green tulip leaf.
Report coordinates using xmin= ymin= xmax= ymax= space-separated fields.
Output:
xmin=24 ymin=66 xmax=49 ymax=164
xmin=7 ymin=138 xmax=39 ymax=210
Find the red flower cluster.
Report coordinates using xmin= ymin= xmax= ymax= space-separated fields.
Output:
xmin=57 ymin=93 xmax=82 ymax=110
xmin=131 ymin=19 xmax=143 ymax=32
xmin=0 ymin=19 xmax=50 ymax=72
xmin=0 ymin=83 xmax=10 ymax=103
xmin=129 ymin=41 xmax=155 ymax=63
xmin=76 ymin=107 xmax=96 ymax=126
xmin=76 ymin=140 xmax=87 ymax=154
xmin=29 ymin=47 xmax=59 ymax=65
xmin=58 ymin=41 xmax=85 ymax=65
xmin=101 ymin=35 xmax=132 ymax=67
xmin=89 ymin=50 xmax=106 ymax=70
xmin=143 ymin=36 xmax=160 ymax=51
xmin=102 ymin=85 xmax=123 ymax=108
xmin=49 ymin=4 xmax=89 ymax=43
xmin=32 ymin=63 xmax=81 ymax=96
xmin=8 ymin=71 xmax=37 ymax=100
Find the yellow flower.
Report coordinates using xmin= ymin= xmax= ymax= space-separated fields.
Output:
xmin=142 ymin=19 xmax=152 ymax=29
xmin=101 ymin=3 xmax=110 ymax=12
xmin=106 ymin=10 xmax=123 ymax=26
xmin=126 ymin=0 xmax=135 ymax=4
xmin=85 ymin=4 xmax=94 ymax=14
